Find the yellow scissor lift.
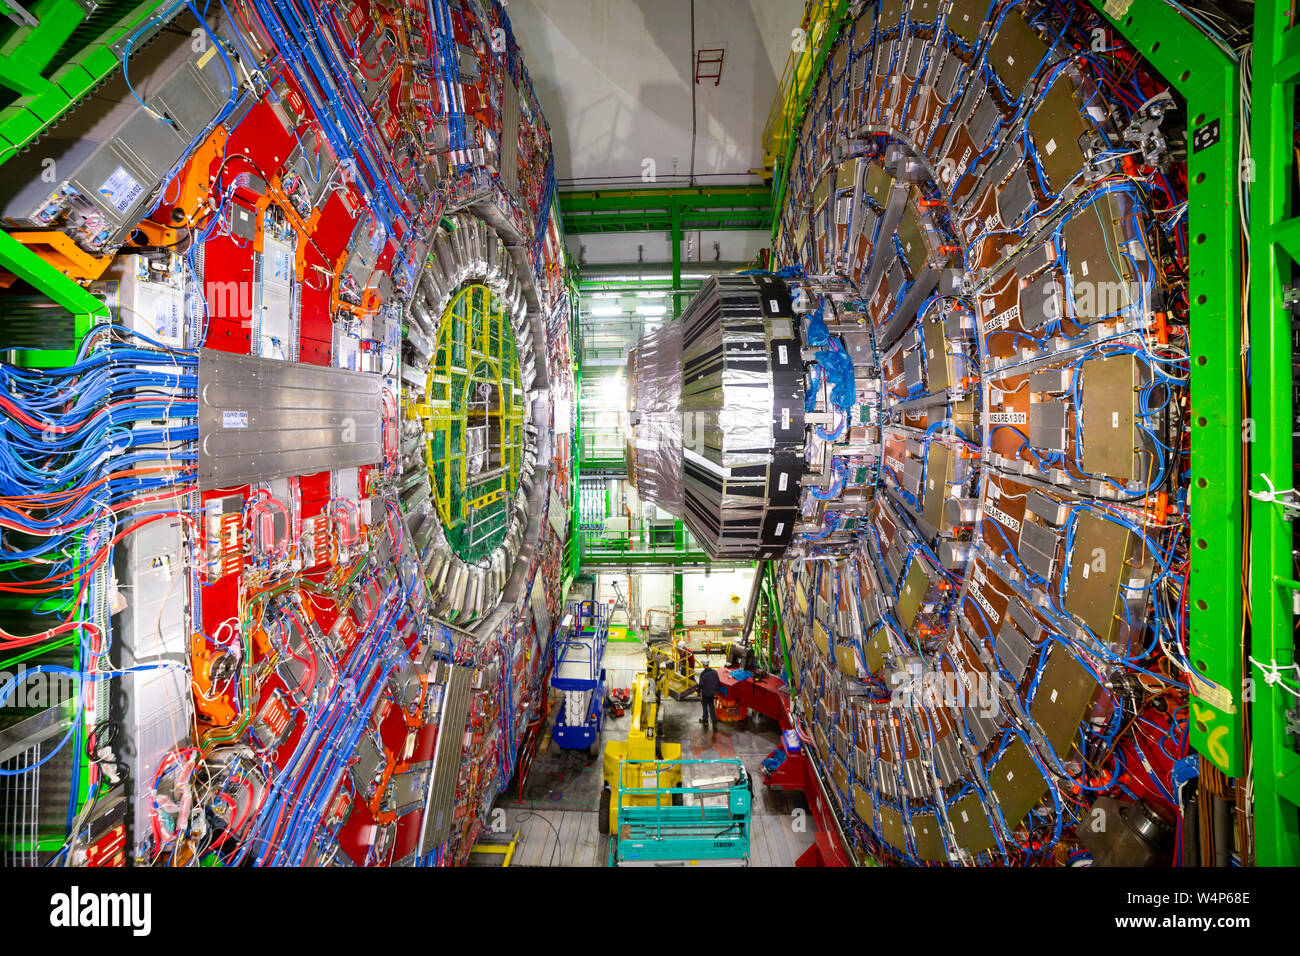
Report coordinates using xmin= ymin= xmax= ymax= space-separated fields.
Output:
xmin=598 ymin=673 xmax=682 ymax=835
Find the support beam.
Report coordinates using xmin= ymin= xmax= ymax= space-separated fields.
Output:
xmin=1248 ymin=0 xmax=1300 ymax=866
xmin=1097 ymin=0 xmax=1245 ymax=779
xmin=559 ymin=186 xmax=773 ymax=235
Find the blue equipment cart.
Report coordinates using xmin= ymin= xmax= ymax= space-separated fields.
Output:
xmin=550 ymin=600 xmax=610 ymax=751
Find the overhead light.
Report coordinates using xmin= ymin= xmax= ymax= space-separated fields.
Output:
xmin=598 ymin=376 xmax=626 ymax=407
xmin=636 ymin=304 xmax=667 ymax=316
xmin=598 ymin=274 xmax=672 ymax=283
xmin=590 ymin=305 xmax=622 ymax=317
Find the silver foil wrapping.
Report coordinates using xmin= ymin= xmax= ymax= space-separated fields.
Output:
xmin=626 ymin=321 xmax=684 ymax=516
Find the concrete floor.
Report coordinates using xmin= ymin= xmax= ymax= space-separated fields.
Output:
xmin=478 ymin=643 xmax=816 ymax=867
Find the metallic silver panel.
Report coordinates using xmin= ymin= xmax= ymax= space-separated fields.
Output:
xmin=419 ymin=664 xmax=474 ymax=852
xmin=197 ymin=349 xmax=382 ymax=489
xmin=117 ymin=510 xmax=192 ymax=858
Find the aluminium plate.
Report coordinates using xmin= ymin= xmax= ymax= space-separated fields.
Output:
xmin=197 ymin=349 xmax=383 ymax=489
xmin=419 ymin=664 xmax=475 ymax=852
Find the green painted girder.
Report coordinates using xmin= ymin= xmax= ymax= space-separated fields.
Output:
xmin=581 ymin=553 xmax=736 ymax=568
xmin=0 ymin=0 xmax=170 ymax=158
xmin=559 ymin=186 xmax=773 ymax=235
xmin=0 ymin=0 xmax=85 ymax=85
xmin=569 ymin=271 xmax=584 ymax=581
xmin=764 ymin=562 xmax=790 ymax=684
xmin=1097 ymin=0 xmax=1245 ymax=779
xmin=578 ymin=281 xmax=702 ymax=291
xmin=769 ymin=0 xmax=851 ymax=242
xmin=0 ymin=229 xmax=108 ymax=366
xmin=1248 ymin=0 xmax=1300 ymax=866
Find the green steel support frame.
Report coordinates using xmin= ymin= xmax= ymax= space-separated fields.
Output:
xmin=558 ymin=186 xmax=774 ymax=235
xmin=0 ymin=0 xmax=169 ymax=157
xmin=566 ymin=260 xmax=583 ymax=586
xmin=1093 ymin=0 xmax=1246 ymax=777
xmin=1248 ymin=0 xmax=1300 ymax=866
xmin=769 ymin=0 xmax=851 ymax=244
xmin=559 ymin=186 xmax=774 ymax=318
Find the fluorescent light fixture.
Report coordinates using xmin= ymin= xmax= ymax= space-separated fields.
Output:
xmin=598 ymin=376 xmax=626 ymax=408
xmin=596 ymin=274 xmax=672 ymax=283
xmin=589 ymin=305 xmax=622 ymax=317
xmin=636 ymin=304 xmax=668 ymax=316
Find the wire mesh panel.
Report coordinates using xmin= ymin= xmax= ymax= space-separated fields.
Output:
xmin=418 ymin=284 xmax=526 ymax=562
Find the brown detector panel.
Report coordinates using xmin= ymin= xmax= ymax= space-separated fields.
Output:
xmin=949 ymin=791 xmax=997 ymax=854
xmin=1081 ymin=351 xmax=1141 ymax=484
xmin=1064 ymin=509 xmax=1140 ymax=646
xmin=1029 ymin=645 xmax=1100 ymax=754
xmin=989 ymin=737 xmax=1050 ymax=830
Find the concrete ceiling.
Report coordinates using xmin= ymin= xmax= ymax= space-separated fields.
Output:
xmin=506 ymin=0 xmax=803 ymax=189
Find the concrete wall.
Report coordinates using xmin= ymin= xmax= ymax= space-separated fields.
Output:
xmin=507 ymin=0 xmax=801 ymax=187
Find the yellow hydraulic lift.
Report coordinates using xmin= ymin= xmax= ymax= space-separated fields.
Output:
xmin=597 ymin=673 xmax=682 ymax=835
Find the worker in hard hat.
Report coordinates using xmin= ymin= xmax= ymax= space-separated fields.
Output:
xmin=697 ymin=666 xmax=720 ymax=732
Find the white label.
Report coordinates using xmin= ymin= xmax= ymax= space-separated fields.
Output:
xmin=154 ymin=297 xmax=181 ymax=341
xmin=1082 ymin=562 xmax=1090 ymax=579
xmin=98 ymin=165 xmax=144 ymax=214
xmin=1050 ymin=688 xmax=1059 ymax=703
xmin=985 ymin=503 xmax=1021 ymax=534
xmin=775 ymin=522 xmax=785 ymax=536
xmin=778 ymin=345 xmax=789 ymax=365
xmin=1005 ymin=769 xmax=1014 ymax=781
xmin=987 ymin=411 xmax=1028 ymax=425
xmin=779 ymin=472 xmax=789 ymax=491
xmin=1045 ymin=138 xmax=1058 ymax=156
xmin=1080 ymin=258 xmax=1090 ymax=277
xmin=223 ymin=410 xmax=249 ymax=429
xmin=960 ymin=810 xmax=969 ymax=822
xmin=271 ymin=246 xmax=294 ymax=283
xmin=1111 ymin=411 xmax=1120 ymax=428
xmin=1189 ymin=671 xmax=1237 ymax=714
xmin=983 ymin=304 xmax=1018 ymax=334
xmin=770 ymin=299 xmax=780 ymax=312
xmin=971 ymin=581 xmax=1001 ymax=625
xmin=782 ymin=407 xmax=791 ymax=429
